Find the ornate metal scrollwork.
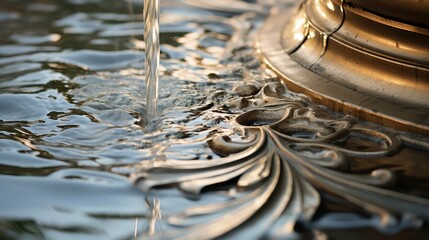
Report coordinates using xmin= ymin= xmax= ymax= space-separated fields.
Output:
xmin=131 ymin=83 xmax=429 ymax=239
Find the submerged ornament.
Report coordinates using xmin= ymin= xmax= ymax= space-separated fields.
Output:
xmin=131 ymin=82 xmax=429 ymax=239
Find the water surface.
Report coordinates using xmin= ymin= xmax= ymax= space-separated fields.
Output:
xmin=0 ymin=0 xmax=274 ymax=238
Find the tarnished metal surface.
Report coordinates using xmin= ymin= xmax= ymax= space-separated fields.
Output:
xmin=256 ymin=0 xmax=429 ymax=134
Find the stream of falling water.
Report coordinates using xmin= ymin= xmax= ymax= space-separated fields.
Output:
xmin=144 ymin=0 xmax=160 ymax=122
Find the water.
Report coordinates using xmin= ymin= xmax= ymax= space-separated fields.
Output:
xmin=144 ymin=0 xmax=160 ymax=122
xmin=1 ymin=0 xmax=428 ymax=239
xmin=0 ymin=1 xmax=274 ymax=238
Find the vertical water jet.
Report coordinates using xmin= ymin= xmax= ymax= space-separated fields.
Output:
xmin=144 ymin=0 xmax=160 ymax=122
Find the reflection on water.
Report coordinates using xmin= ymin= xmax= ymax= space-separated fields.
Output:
xmin=0 ymin=0 xmax=273 ymax=238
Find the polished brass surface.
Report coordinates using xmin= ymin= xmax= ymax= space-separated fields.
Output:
xmin=256 ymin=0 xmax=429 ymax=134
xmin=345 ymin=0 xmax=429 ymax=28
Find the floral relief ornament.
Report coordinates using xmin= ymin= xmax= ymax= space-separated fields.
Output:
xmin=131 ymin=82 xmax=429 ymax=239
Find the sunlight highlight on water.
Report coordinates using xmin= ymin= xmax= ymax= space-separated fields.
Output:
xmin=144 ymin=0 xmax=160 ymax=122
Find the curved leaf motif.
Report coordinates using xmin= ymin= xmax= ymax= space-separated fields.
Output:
xmin=131 ymin=83 xmax=429 ymax=239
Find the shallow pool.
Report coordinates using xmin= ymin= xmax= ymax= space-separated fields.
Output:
xmin=1 ymin=0 xmax=428 ymax=239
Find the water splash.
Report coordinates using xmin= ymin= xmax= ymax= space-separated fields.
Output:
xmin=144 ymin=0 xmax=160 ymax=122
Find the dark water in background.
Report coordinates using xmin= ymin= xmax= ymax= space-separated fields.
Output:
xmin=0 ymin=0 xmax=278 ymax=238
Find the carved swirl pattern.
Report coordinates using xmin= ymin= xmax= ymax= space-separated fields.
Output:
xmin=131 ymin=83 xmax=429 ymax=239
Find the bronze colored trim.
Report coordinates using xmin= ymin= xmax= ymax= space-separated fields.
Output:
xmin=256 ymin=0 xmax=429 ymax=134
